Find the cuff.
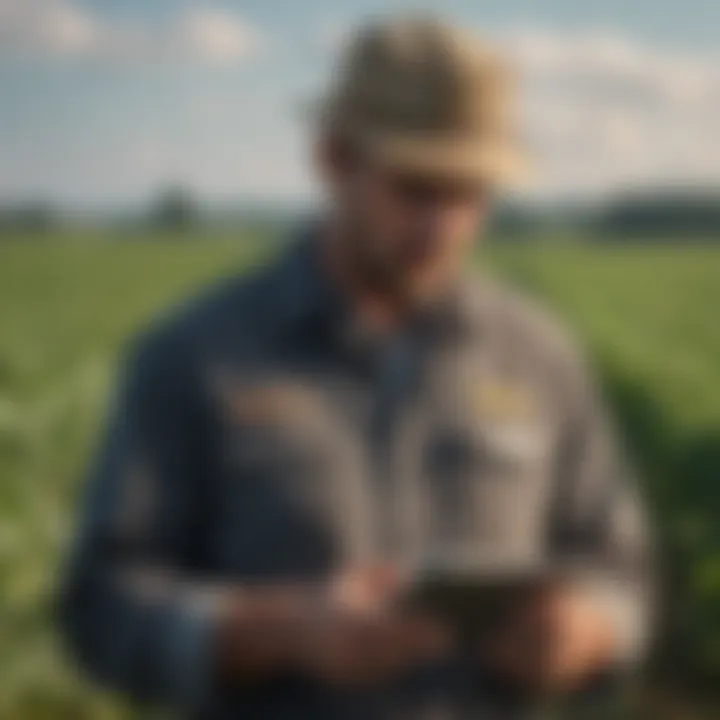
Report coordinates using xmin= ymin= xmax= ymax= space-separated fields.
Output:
xmin=577 ymin=577 xmax=650 ymax=665
xmin=164 ymin=589 xmax=225 ymax=710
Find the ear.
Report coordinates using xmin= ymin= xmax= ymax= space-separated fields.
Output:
xmin=315 ymin=131 xmax=362 ymax=185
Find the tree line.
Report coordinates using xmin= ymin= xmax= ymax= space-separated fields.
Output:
xmin=2 ymin=185 xmax=720 ymax=239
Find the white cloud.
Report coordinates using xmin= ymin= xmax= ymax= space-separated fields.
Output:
xmin=0 ymin=0 xmax=263 ymax=65
xmin=0 ymin=0 xmax=99 ymax=55
xmin=500 ymin=29 xmax=720 ymax=197
xmin=170 ymin=9 xmax=263 ymax=64
xmin=315 ymin=20 xmax=349 ymax=54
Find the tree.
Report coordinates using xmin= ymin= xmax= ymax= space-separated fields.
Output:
xmin=150 ymin=185 xmax=198 ymax=232
xmin=0 ymin=201 xmax=57 ymax=236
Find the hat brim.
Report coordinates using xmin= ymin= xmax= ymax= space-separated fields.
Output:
xmin=302 ymin=96 xmax=530 ymax=187
xmin=361 ymin=132 xmax=529 ymax=187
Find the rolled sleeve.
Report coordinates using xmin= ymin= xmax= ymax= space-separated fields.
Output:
xmin=550 ymin=349 xmax=656 ymax=667
xmin=164 ymin=591 xmax=223 ymax=709
xmin=575 ymin=576 xmax=653 ymax=665
xmin=58 ymin=323 xmax=221 ymax=709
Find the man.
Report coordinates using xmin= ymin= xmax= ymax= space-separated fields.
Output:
xmin=59 ymin=17 xmax=653 ymax=719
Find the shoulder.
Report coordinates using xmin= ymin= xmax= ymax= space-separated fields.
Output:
xmin=458 ymin=273 xmax=605 ymax=428
xmin=461 ymin=272 xmax=590 ymax=383
xmin=122 ymin=253 xmax=284 ymax=385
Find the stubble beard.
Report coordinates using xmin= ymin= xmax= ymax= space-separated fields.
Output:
xmin=342 ymin=221 xmax=426 ymax=309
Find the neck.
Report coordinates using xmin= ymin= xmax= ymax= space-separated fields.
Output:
xmin=319 ymin=218 xmax=410 ymax=335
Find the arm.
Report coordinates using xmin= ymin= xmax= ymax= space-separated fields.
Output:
xmin=547 ymin=354 xmax=655 ymax=666
xmin=480 ymin=351 xmax=656 ymax=695
xmin=57 ymin=326 xmax=446 ymax=708
xmin=56 ymin=327 xmax=223 ymax=708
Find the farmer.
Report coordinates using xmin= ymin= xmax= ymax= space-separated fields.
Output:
xmin=59 ymin=16 xmax=653 ymax=719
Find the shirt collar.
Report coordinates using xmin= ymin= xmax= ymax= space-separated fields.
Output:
xmin=272 ymin=223 xmax=481 ymax=348
xmin=272 ymin=223 xmax=343 ymax=331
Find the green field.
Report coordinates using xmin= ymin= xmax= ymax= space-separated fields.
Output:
xmin=1 ymin=233 xmax=719 ymax=718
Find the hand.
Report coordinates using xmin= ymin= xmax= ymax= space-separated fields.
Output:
xmin=479 ymin=583 xmax=616 ymax=694
xmin=217 ymin=566 xmax=450 ymax=688
xmin=292 ymin=565 xmax=451 ymax=686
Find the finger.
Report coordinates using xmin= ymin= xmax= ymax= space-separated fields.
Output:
xmin=359 ymin=615 xmax=442 ymax=678
xmin=405 ymin=614 xmax=453 ymax=659
xmin=360 ymin=563 xmax=408 ymax=601
xmin=333 ymin=564 xmax=407 ymax=611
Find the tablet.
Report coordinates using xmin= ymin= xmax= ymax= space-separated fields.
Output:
xmin=400 ymin=557 xmax=560 ymax=642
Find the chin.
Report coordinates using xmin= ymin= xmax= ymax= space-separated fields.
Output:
xmin=396 ymin=272 xmax=445 ymax=306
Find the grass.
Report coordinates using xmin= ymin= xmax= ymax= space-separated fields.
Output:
xmin=1 ymin=231 xmax=719 ymax=717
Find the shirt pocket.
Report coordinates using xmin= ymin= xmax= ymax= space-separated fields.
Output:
xmin=219 ymin=416 xmax=377 ymax=565
xmin=223 ymin=420 xmax=332 ymax=514
xmin=212 ymin=420 xmax=341 ymax=575
xmin=423 ymin=421 xmax=554 ymax=560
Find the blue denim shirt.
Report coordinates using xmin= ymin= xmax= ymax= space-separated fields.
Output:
xmin=58 ymin=234 xmax=652 ymax=719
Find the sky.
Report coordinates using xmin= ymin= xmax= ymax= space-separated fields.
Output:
xmin=1 ymin=0 xmax=719 ymax=207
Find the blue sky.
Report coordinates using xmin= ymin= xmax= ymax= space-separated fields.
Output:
xmin=86 ymin=0 xmax=720 ymax=48
xmin=1 ymin=0 xmax=719 ymax=206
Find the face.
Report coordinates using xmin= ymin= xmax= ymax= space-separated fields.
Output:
xmin=318 ymin=136 xmax=492 ymax=303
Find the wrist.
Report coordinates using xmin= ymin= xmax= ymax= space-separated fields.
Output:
xmin=215 ymin=584 xmax=324 ymax=684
